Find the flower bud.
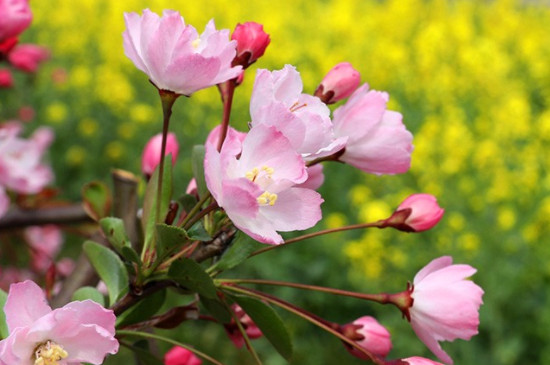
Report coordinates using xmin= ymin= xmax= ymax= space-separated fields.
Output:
xmin=164 ymin=346 xmax=202 ymax=365
xmin=341 ymin=316 xmax=392 ymax=359
xmin=225 ymin=304 xmax=263 ymax=348
xmin=384 ymin=193 xmax=444 ymax=232
xmin=141 ymin=132 xmax=180 ymax=178
xmin=314 ymin=62 xmax=360 ymax=104
xmin=401 ymin=357 xmax=444 ymax=365
xmin=8 ymin=44 xmax=50 ymax=72
xmin=0 ymin=69 xmax=14 ymax=88
xmin=231 ymin=22 xmax=270 ymax=68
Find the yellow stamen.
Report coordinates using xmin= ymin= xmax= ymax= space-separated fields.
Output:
xmin=257 ymin=191 xmax=278 ymax=206
xmin=245 ymin=167 xmax=259 ymax=181
xmin=191 ymin=38 xmax=201 ymax=49
xmin=261 ymin=165 xmax=274 ymax=177
xmin=34 ymin=341 xmax=68 ymax=365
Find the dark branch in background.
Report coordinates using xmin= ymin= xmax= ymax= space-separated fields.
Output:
xmin=0 ymin=204 xmax=92 ymax=231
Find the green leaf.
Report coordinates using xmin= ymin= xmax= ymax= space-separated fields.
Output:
xmin=168 ymin=258 xmax=217 ymax=299
xmin=83 ymin=240 xmax=129 ymax=306
xmin=121 ymin=246 xmax=142 ymax=266
xmin=156 ymin=223 xmax=189 ymax=256
xmin=72 ymin=286 xmax=105 ymax=306
xmin=178 ymin=194 xmax=198 ymax=213
xmin=187 ymin=221 xmax=212 ymax=241
xmin=200 ymin=296 xmax=232 ymax=324
xmin=82 ymin=181 xmax=111 ymax=221
xmin=125 ymin=340 xmax=164 ymax=365
xmin=191 ymin=145 xmax=207 ymax=198
xmin=0 ymin=289 xmax=8 ymax=339
xmin=141 ymin=158 xmax=173 ymax=254
xmin=233 ymin=295 xmax=293 ymax=360
xmin=100 ymin=217 xmax=131 ymax=254
xmin=116 ymin=289 xmax=166 ymax=327
xmin=210 ymin=231 xmax=263 ymax=272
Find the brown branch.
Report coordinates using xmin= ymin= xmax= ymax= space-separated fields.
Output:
xmin=0 ymin=204 xmax=92 ymax=230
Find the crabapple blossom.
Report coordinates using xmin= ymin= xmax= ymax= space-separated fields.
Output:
xmin=0 ymin=0 xmax=32 ymax=42
xmin=231 ymin=22 xmax=270 ymax=68
xmin=315 ymin=62 xmax=361 ymax=104
xmin=0 ymin=280 xmax=118 ymax=364
xmin=0 ymin=125 xmax=54 ymax=194
xmin=164 ymin=346 xmax=202 ymax=365
xmin=204 ymin=124 xmax=323 ymax=244
xmin=7 ymin=43 xmax=50 ymax=72
xmin=0 ymin=68 xmax=13 ymax=88
xmin=390 ymin=193 xmax=445 ymax=232
xmin=332 ymin=84 xmax=413 ymax=174
xmin=141 ymin=132 xmax=180 ymax=177
xmin=225 ymin=304 xmax=262 ymax=348
xmin=250 ymin=65 xmax=346 ymax=160
xmin=296 ymin=164 xmax=325 ymax=190
xmin=24 ymin=225 xmax=63 ymax=272
xmin=408 ymin=256 xmax=484 ymax=364
xmin=342 ymin=316 xmax=392 ymax=359
xmin=123 ymin=9 xmax=241 ymax=96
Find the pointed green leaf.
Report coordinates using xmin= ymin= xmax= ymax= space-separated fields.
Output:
xmin=0 ymin=289 xmax=8 ymax=339
xmin=156 ymin=223 xmax=189 ymax=256
xmin=191 ymin=145 xmax=207 ymax=198
xmin=187 ymin=221 xmax=212 ymax=241
xmin=121 ymin=246 xmax=142 ymax=266
xmin=233 ymin=295 xmax=293 ymax=360
xmin=116 ymin=289 xmax=166 ymax=327
xmin=168 ymin=258 xmax=217 ymax=299
xmin=178 ymin=194 xmax=198 ymax=213
xmin=126 ymin=340 xmax=164 ymax=365
xmin=141 ymin=158 xmax=173 ymax=253
xmin=83 ymin=240 xmax=129 ymax=306
xmin=210 ymin=231 xmax=263 ymax=272
xmin=72 ymin=286 xmax=106 ymax=306
xmin=82 ymin=181 xmax=112 ymax=221
xmin=100 ymin=217 xmax=131 ymax=254
xmin=200 ymin=296 xmax=232 ymax=324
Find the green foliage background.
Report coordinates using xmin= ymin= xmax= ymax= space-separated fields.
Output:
xmin=2 ymin=0 xmax=550 ymax=363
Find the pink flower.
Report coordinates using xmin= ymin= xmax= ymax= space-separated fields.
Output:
xmin=342 ymin=316 xmax=392 ymax=359
xmin=332 ymin=84 xmax=413 ymax=175
xmin=141 ymin=132 xmax=180 ymax=177
xmin=225 ymin=304 xmax=263 ymax=348
xmin=204 ymin=124 xmax=323 ymax=244
xmin=315 ymin=62 xmax=361 ymax=104
xmin=123 ymin=9 xmax=242 ymax=96
xmin=231 ymin=22 xmax=270 ymax=68
xmin=0 ymin=126 xmax=54 ymax=194
xmin=24 ymin=225 xmax=63 ymax=272
xmin=0 ymin=186 xmax=8 ymax=219
xmin=164 ymin=346 xmax=202 ymax=365
xmin=0 ymin=68 xmax=13 ymax=88
xmin=296 ymin=164 xmax=324 ymax=190
xmin=390 ymin=193 xmax=444 ymax=232
xmin=8 ymin=43 xmax=49 ymax=72
xmin=0 ymin=280 xmax=118 ymax=364
xmin=250 ymin=65 xmax=346 ymax=160
xmin=408 ymin=256 xmax=484 ymax=364
xmin=0 ymin=0 xmax=32 ymax=42
xmin=402 ymin=356 xmax=445 ymax=365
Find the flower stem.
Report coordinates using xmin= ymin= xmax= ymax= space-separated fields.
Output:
xmin=117 ymin=330 xmax=225 ymax=365
xmin=251 ymin=221 xmax=384 ymax=256
xmin=221 ymin=284 xmax=384 ymax=364
xmin=226 ymin=298 xmax=263 ymax=365
xmin=178 ymin=191 xmax=212 ymax=229
xmin=216 ymin=79 xmax=236 ymax=152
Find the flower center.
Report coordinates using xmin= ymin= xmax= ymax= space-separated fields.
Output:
xmin=191 ymin=37 xmax=201 ymax=50
xmin=257 ymin=191 xmax=278 ymax=206
xmin=289 ymin=102 xmax=307 ymax=112
xmin=245 ymin=165 xmax=274 ymax=182
xmin=34 ymin=341 xmax=68 ymax=365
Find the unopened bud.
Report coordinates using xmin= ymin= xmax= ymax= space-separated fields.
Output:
xmin=141 ymin=132 xmax=180 ymax=178
xmin=383 ymin=193 xmax=444 ymax=232
xmin=231 ymin=22 xmax=270 ymax=69
xmin=341 ymin=316 xmax=392 ymax=359
xmin=314 ymin=62 xmax=360 ymax=104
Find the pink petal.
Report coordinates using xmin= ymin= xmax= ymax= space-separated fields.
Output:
xmin=4 ymin=280 xmax=51 ymax=332
xmin=260 ymin=188 xmax=323 ymax=232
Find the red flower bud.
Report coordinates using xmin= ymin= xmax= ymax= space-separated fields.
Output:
xmin=384 ymin=193 xmax=444 ymax=232
xmin=231 ymin=22 xmax=270 ymax=68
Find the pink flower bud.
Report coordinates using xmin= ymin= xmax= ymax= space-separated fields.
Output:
xmin=402 ymin=356 xmax=444 ymax=365
xmin=388 ymin=193 xmax=444 ymax=232
xmin=141 ymin=132 xmax=180 ymax=177
xmin=225 ymin=304 xmax=263 ymax=348
xmin=0 ymin=36 xmax=18 ymax=54
xmin=164 ymin=346 xmax=202 ymax=365
xmin=0 ymin=0 xmax=32 ymax=42
xmin=8 ymin=44 xmax=50 ymax=72
xmin=315 ymin=62 xmax=360 ymax=104
xmin=231 ymin=22 xmax=270 ymax=68
xmin=0 ymin=68 xmax=13 ymax=88
xmin=341 ymin=316 xmax=392 ymax=359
